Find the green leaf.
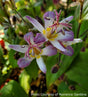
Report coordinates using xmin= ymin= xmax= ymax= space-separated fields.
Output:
xmin=79 ymin=20 xmax=88 ymax=37
xmin=46 ymin=44 xmax=82 ymax=87
xmin=66 ymin=49 xmax=88 ymax=91
xmin=19 ymin=70 xmax=30 ymax=94
xmin=0 ymin=46 xmax=5 ymax=64
xmin=74 ymin=4 xmax=80 ymax=20
xmin=0 ymin=80 xmax=28 ymax=97
xmin=9 ymin=50 xmax=18 ymax=68
xmin=58 ymin=82 xmax=69 ymax=93
xmin=0 ymin=8 xmax=7 ymax=17
xmin=18 ymin=8 xmax=31 ymax=17
xmin=58 ymin=82 xmax=87 ymax=97
xmin=82 ymin=0 xmax=88 ymax=20
xmin=72 ymin=4 xmax=80 ymax=37
xmin=25 ymin=59 xmax=39 ymax=80
xmin=46 ymin=54 xmax=59 ymax=87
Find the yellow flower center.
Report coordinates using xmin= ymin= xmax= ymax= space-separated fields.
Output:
xmin=29 ymin=47 xmax=42 ymax=59
xmin=43 ymin=27 xmax=58 ymax=41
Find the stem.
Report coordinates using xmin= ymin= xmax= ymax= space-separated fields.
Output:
xmin=57 ymin=53 xmax=61 ymax=65
xmin=80 ymin=29 xmax=88 ymax=37
xmin=14 ymin=9 xmax=29 ymax=25
xmin=14 ymin=10 xmax=26 ymax=23
xmin=77 ymin=1 xmax=83 ymax=38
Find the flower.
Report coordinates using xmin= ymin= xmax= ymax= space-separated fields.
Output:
xmin=26 ymin=10 xmax=82 ymax=56
xmin=0 ymin=39 xmax=5 ymax=48
xmin=9 ymin=32 xmax=57 ymax=73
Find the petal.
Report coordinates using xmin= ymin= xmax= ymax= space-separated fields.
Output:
xmin=9 ymin=45 xmax=28 ymax=53
xmin=50 ymin=40 xmax=66 ymax=52
xmin=43 ymin=11 xmax=55 ymax=28
xmin=61 ymin=16 xmax=73 ymax=23
xmin=34 ymin=33 xmax=46 ymax=44
xmin=36 ymin=57 xmax=46 ymax=73
xmin=26 ymin=16 xmax=44 ymax=33
xmin=17 ymin=57 xmax=32 ymax=68
xmin=42 ymin=45 xmax=57 ymax=56
xmin=63 ymin=38 xmax=82 ymax=45
xmin=24 ymin=32 xmax=34 ymax=44
xmin=43 ymin=11 xmax=55 ymax=20
xmin=61 ymin=46 xmax=74 ymax=56
xmin=57 ymin=30 xmax=74 ymax=41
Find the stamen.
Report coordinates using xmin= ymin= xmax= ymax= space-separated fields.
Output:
xmin=33 ymin=47 xmax=41 ymax=55
xmin=59 ymin=23 xmax=72 ymax=29
xmin=55 ymin=10 xmax=61 ymax=22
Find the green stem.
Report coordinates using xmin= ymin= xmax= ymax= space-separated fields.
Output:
xmin=57 ymin=53 xmax=61 ymax=65
xmin=77 ymin=1 xmax=83 ymax=38
xmin=14 ymin=10 xmax=27 ymax=23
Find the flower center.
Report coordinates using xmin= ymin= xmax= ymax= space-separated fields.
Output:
xmin=43 ymin=27 xmax=58 ymax=41
xmin=29 ymin=47 xmax=42 ymax=58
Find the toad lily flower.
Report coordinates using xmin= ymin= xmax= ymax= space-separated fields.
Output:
xmin=9 ymin=32 xmax=57 ymax=73
xmin=26 ymin=11 xmax=82 ymax=56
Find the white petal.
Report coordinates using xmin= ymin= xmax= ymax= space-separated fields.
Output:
xmin=9 ymin=45 xmax=28 ymax=53
xmin=50 ymin=40 xmax=66 ymax=52
xmin=60 ymin=16 xmax=73 ymax=23
xmin=26 ymin=16 xmax=44 ymax=33
xmin=42 ymin=45 xmax=57 ymax=56
xmin=63 ymin=38 xmax=82 ymax=45
xmin=36 ymin=57 xmax=46 ymax=73
xmin=44 ymin=19 xmax=54 ymax=28
xmin=43 ymin=11 xmax=55 ymax=28
xmin=56 ymin=30 xmax=74 ymax=41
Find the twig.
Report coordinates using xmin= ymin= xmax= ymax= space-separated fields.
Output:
xmin=14 ymin=9 xmax=29 ymax=25
xmin=77 ymin=1 xmax=83 ymax=38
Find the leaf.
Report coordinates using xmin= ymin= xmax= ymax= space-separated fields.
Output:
xmin=18 ymin=8 xmax=31 ymax=17
xmin=19 ymin=70 xmax=30 ymax=94
xmin=25 ymin=59 xmax=39 ymax=80
xmin=58 ymin=82 xmax=87 ymax=97
xmin=0 ymin=46 xmax=5 ymax=64
xmin=9 ymin=50 xmax=18 ymax=68
xmin=66 ymin=49 xmax=88 ymax=91
xmin=58 ymin=82 xmax=69 ymax=93
xmin=0 ymin=8 xmax=7 ymax=17
xmin=46 ymin=54 xmax=59 ymax=87
xmin=82 ymin=0 xmax=88 ymax=20
xmin=72 ymin=4 xmax=80 ymax=37
xmin=79 ymin=20 xmax=88 ymax=37
xmin=46 ymin=44 xmax=82 ymax=87
xmin=74 ymin=4 xmax=80 ymax=20
xmin=0 ymin=80 xmax=28 ymax=97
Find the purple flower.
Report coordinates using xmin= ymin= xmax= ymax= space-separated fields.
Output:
xmin=26 ymin=10 xmax=82 ymax=56
xmin=9 ymin=32 xmax=57 ymax=73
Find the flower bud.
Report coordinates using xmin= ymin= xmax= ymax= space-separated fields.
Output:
xmin=51 ymin=65 xmax=59 ymax=73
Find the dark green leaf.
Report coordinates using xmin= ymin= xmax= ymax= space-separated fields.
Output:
xmin=66 ymin=49 xmax=88 ymax=91
xmin=46 ymin=44 xmax=82 ymax=87
xmin=25 ymin=59 xmax=39 ymax=80
xmin=0 ymin=80 xmax=28 ymax=97
xmin=9 ymin=50 xmax=18 ymax=68
xmin=58 ymin=82 xmax=87 ymax=97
